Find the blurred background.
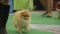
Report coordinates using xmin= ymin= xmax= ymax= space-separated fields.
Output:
xmin=10 ymin=0 xmax=56 ymax=13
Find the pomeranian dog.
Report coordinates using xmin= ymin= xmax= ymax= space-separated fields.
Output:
xmin=57 ymin=1 xmax=60 ymax=18
xmin=13 ymin=10 xmax=31 ymax=33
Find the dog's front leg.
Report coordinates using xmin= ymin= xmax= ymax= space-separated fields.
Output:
xmin=17 ymin=26 xmax=22 ymax=33
xmin=25 ymin=25 xmax=30 ymax=32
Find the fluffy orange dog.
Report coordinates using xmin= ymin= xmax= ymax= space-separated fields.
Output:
xmin=13 ymin=10 xmax=31 ymax=33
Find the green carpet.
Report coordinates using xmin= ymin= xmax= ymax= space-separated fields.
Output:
xmin=7 ymin=28 xmax=53 ymax=34
xmin=6 ymin=21 xmax=53 ymax=34
xmin=6 ymin=13 xmax=55 ymax=34
xmin=31 ymin=13 xmax=60 ymax=25
xmin=8 ymin=12 xmax=60 ymax=25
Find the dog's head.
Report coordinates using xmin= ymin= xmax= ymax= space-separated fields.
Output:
xmin=20 ymin=10 xmax=31 ymax=20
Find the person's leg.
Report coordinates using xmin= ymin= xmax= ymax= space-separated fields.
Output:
xmin=40 ymin=0 xmax=53 ymax=17
xmin=0 ymin=4 xmax=10 ymax=34
xmin=40 ymin=0 xmax=48 ymax=16
xmin=0 ymin=3 xmax=5 ymax=34
xmin=57 ymin=1 xmax=60 ymax=18
xmin=46 ymin=0 xmax=53 ymax=17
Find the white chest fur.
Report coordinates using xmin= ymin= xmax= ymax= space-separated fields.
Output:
xmin=18 ymin=20 xmax=30 ymax=28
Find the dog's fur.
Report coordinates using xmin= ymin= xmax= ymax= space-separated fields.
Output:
xmin=13 ymin=10 xmax=31 ymax=33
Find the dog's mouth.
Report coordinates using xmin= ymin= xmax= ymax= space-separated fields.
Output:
xmin=24 ymin=17 xmax=29 ymax=20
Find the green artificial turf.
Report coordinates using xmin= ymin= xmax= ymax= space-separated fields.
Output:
xmin=6 ymin=13 xmax=54 ymax=34
xmin=7 ymin=28 xmax=53 ymax=34
xmin=8 ymin=12 xmax=60 ymax=25
xmin=31 ymin=12 xmax=60 ymax=25
xmin=6 ymin=20 xmax=53 ymax=34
